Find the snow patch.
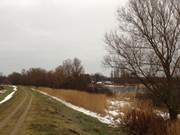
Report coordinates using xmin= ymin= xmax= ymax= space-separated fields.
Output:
xmin=156 ymin=110 xmax=180 ymax=120
xmin=105 ymin=100 xmax=130 ymax=125
xmin=110 ymin=100 xmax=130 ymax=108
xmin=0 ymin=85 xmax=17 ymax=104
xmin=108 ymin=110 xmax=119 ymax=117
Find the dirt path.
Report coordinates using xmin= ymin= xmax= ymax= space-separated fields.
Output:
xmin=10 ymin=95 xmax=33 ymax=135
xmin=0 ymin=90 xmax=28 ymax=130
xmin=0 ymin=87 xmax=33 ymax=135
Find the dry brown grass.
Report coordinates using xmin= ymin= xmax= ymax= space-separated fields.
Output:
xmin=122 ymin=101 xmax=180 ymax=135
xmin=166 ymin=121 xmax=180 ymax=135
xmin=39 ymin=87 xmax=109 ymax=114
xmin=38 ymin=88 xmax=140 ymax=115
xmin=114 ymin=92 xmax=137 ymax=101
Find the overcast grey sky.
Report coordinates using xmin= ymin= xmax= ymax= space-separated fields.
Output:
xmin=0 ymin=0 xmax=127 ymax=76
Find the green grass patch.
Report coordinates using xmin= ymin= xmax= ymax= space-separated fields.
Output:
xmin=0 ymin=86 xmax=14 ymax=102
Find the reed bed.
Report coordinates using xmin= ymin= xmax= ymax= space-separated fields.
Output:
xmin=122 ymin=101 xmax=180 ymax=135
xmin=39 ymin=87 xmax=109 ymax=114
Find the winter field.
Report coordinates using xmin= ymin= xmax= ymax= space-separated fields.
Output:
xmin=38 ymin=87 xmax=134 ymax=125
xmin=37 ymin=86 xmax=180 ymax=135
xmin=38 ymin=87 xmax=179 ymax=125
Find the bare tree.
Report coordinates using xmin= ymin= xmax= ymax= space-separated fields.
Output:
xmin=105 ymin=0 xmax=180 ymax=120
xmin=62 ymin=59 xmax=73 ymax=77
xmin=72 ymin=58 xmax=85 ymax=77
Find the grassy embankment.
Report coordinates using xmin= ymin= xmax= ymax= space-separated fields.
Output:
xmin=28 ymin=90 xmax=125 ymax=135
xmin=0 ymin=86 xmax=126 ymax=135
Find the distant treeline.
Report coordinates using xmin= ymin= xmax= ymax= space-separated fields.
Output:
xmin=2 ymin=57 xmax=178 ymax=92
xmin=1 ymin=58 xmax=91 ymax=90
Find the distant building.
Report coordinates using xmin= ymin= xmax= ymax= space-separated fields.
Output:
xmin=104 ymin=81 xmax=113 ymax=85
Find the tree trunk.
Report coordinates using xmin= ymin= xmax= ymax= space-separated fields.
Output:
xmin=169 ymin=108 xmax=178 ymax=120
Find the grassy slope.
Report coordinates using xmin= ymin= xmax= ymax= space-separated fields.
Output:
xmin=0 ymin=86 xmax=126 ymax=135
xmin=23 ymin=87 xmax=126 ymax=135
xmin=0 ymin=85 xmax=14 ymax=102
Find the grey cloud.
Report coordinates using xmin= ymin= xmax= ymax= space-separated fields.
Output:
xmin=0 ymin=0 xmax=127 ymax=75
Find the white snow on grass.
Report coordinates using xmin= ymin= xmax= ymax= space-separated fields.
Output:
xmin=35 ymin=90 xmax=115 ymax=125
xmin=108 ymin=110 xmax=119 ymax=117
xmin=156 ymin=110 xmax=180 ymax=120
xmin=105 ymin=100 xmax=130 ymax=125
xmin=109 ymin=100 xmax=130 ymax=108
xmin=0 ymin=85 xmax=17 ymax=104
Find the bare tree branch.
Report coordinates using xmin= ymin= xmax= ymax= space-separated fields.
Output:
xmin=104 ymin=0 xmax=180 ymax=120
